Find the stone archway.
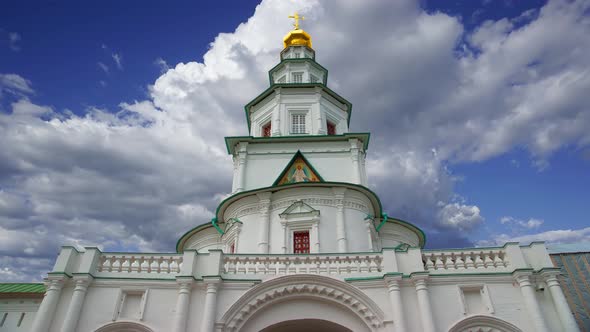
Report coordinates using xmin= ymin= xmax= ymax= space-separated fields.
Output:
xmin=448 ymin=315 xmax=523 ymax=332
xmin=261 ymin=319 xmax=353 ymax=332
xmin=94 ymin=321 xmax=155 ymax=332
xmin=218 ymin=275 xmax=385 ymax=332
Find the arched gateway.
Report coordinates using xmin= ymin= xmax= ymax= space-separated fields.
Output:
xmin=94 ymin=321 xmax=155 ymax=332
xmin=218 ymin=275 xmax=385 ymax=332
xmin=448 ymin=315 xmax=523 ymax=332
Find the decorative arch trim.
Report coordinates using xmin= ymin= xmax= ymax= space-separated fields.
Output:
xmin=218 ymin=274 xmax=385 ymax=332
xmin=448 ymin=314 xmax=523 ymax=332
xmin=94 ymin=321 xmax=155 ymax=332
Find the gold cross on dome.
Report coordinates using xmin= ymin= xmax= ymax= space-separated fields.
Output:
xmin=288 ymin=12 xmax=304 ymax=30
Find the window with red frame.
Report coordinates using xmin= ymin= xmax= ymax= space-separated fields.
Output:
xmin=293 ymin=231 xmax=310 ymax=254
xmin=262 ymin=122 xmax=272 ymax=137
xmin=327 ymin=121 xmax=336 ymax=135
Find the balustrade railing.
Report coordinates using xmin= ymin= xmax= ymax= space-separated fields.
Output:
xmin=422 ymin=249 xmax=510 ymax=272
xmin=96 ymin=253 xmax=183 ymax=275
xmin=222 ymin=253 xmax=383 ymax=276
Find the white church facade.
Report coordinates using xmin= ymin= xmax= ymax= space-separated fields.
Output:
xmin=0 ymin=17 xmax=581 ymax=332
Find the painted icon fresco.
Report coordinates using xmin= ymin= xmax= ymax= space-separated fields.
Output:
xmin=277 ymin=155 xmax=322 ymax=185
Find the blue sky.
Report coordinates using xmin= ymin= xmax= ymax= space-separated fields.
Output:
xmin=1 ymin=0 xmax=590 ymax=281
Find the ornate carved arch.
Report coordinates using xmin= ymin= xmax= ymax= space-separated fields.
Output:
xmin=219 ymin=274 xmax=385 ymax=332
xmin=94 ymin=321 xmax=155 ymax=332
xmin=448 ymin=315 xmax=523 ymax=332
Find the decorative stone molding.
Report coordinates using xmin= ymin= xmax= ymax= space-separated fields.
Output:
xmin=218 ymin=275 xmax=384 ymax=331
xmin=94 ymin=321 xmax=155 ymax=332
xmin=448 ymin=314 xmax=523 ymax=332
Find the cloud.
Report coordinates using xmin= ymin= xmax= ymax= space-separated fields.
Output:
xmin=500 ymin=216 xmax=544 ymax=229
xmin=97 ymin=62 xmax=109 ymax=74
xmin=481 ymin=227 xmax=590 ymax=246
xmin=0 ymin=73 xmax=34 ymax=97
xmin=154 ymin=57 xmax=170 ymax=73
xmin=8 ymin=32 xmax=21 ymax=51
xmin=112 ymin=53 xmax=123 ymax=70
xmin=2 ymin=0 xmax=590 ymax=281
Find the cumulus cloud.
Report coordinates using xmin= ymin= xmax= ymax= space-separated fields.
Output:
xmin=2 ymin=0 xmax=590 ymax=280
xmin=500 ymin=216 xmax=544 ymax=229
xmin=112 ymin=53 xmax=123 ymax=70
xmin=481 ymin=227 xmax=590 ymax=246
xmin=0 ymin=73 xmax=34 ymax=97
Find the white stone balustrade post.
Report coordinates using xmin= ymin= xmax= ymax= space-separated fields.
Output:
xmin=412 ymin=274 xmax=435 ymax=332
xmin=332 ymin=187 xmax=348 ymax=252
xmin=31 ymin=276 xmax=65 ymax=332
xmin=172 ymin=279 xmax=193 ymax=332
xmin=541 ymin=270 xmax=580 ymax=332
xmin=514 ymin=272 xmax=549 ymax=332
xmin=385 ymin=275 xmax=406 ymax=332
xmin=257 ymin=192 xmax=272 ymax=254
xmin=60 ymin=275 xmax=92 ymax=332
xmin=200 ymin=279 xmax=221 ymax=332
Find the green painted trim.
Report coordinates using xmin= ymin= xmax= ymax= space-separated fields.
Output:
xmin=176 ymin=181 xmax=427 ymax=252
xmin=224 ymin=133 xmax=371 ymax=155
xmin=271 ymin=150 xmax=325 ymax=186
xmin=267 ymin=58 xmax=329 ymax=86
xmin=211 ymin=217 xmax=224 ymax=235
xmin=243 ymin=84 xmax=353 ymax=132
xmin=48 ymin=271 xmax=72 ymax=278
xmin=375 ymin=213 xmax=388 ymax=232
xmin=280 ymin=46 xmax=316 ymax=61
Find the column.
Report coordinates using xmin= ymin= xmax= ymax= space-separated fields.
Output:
xmin=235 ymin=143 xmax=248 ymax=192
xmin=311 ymin=215 xmax=320 ymax=253
xmin=542 ymin=271 xmax=580 ymax=332
xmin=385 ymin=276 xmax=406 ymax=332
xmin=515 ymin=272 xmax=549 ymax=332
xmin=349 ymin=139 xmax=361 ymax=184
xmin=231 ymin=157 xmax=238 ymax=192
xmin=257 ymin=192 xmax=272 ymax=254
xmin=31 ymin=276 xmax=65 ymax=332
xmin=365 ymin=218 xmax=373 ymax=251
xmin=332 ymin=188 xmax=348 ymax=252
xmin=412 ymin=275 xmax=435 ymax=332
xmin=313 ymin=87 xmax=324 ymax=135
xmin=280 ymin=221 xmax=288 ymax=253
xmin=172 ymin=279 xmax=193 ymax=332
xmin=200 ymin=280 xmax=220 ymax=332
xmin=60 ymin=276 xmax=91 ymax=332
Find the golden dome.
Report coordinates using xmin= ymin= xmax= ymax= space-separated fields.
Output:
xmin=283 ymin=29 xmax=313 ymax=49
xmin=283 ymin=12 xmax=312 ymax=49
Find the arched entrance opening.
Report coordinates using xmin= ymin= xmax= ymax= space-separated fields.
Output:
xmin=261 ymin=319 xmax=353 ymax=332
xmin=218 ymin=275 xmax=384 ymax=332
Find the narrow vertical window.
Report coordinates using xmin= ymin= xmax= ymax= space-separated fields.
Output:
xmin=262 ymin=122 xmax=272 ymax=137
xmin=230 ymin=242 xmax=235 ymax=253
xmin=0 ymin=313 xmax=7 ymax=327
xmin=294 ymin=52 xmax=301 ymax=58
xmin=291 ymin=114 xmax=306 ymax=134
xmin=17 ymin=313 xmax=25 ymax=327
xmin=293 ymin=231 xmax=310 ymax=254
xmin=292 ymin=72 xmax=303 ymax=84
xmin=327 ymin=121 xmax=336 ymax=135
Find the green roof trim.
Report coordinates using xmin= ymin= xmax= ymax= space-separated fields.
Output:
xmin=224 ymin=132 xmax=371 ymax=155
xmin=176 ymin=181 xmax=427 ymax=252
xmin=271 ymin=150 xmax=325 ymax=186
xmin=243 ymin=83 xmax=353 ymax=132
xmin=0 ymin=283 xmax=45 ymax=293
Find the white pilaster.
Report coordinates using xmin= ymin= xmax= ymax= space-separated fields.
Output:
xmin=412 ymin=274 xmax=435 ymax=332
xmin=31 ymin=276 xmax=65 ymax=332
xmin=235 ymin=143 xmax=248 ymax=192
xmin=312 ymin=221 xmax=320 ymax=253
xmin=365 ymin=218 xmax=373 ymax=251
xmin=349 ymin=139 xmax=362 ymax=184
xmin=514 ymin=272 xmax=549 ymax=332
xmin=385 ymin=275 xmax=406 ymax=332
xmin=60 ymin=275 xmax=91 ymax=332
xmin=280 ymin=221 xmax=288 ymax=254
xmin=172 ymin=279 xmax=193 ymax=332
xmin=272 ymin=90 xmax=282 ymax=136
xmin=332 ymin=187 xmax=348 ymax=252
xmin=541 ymin=270 xmax=580 ymax=332
xmin=314 ymin=87 xmax=324 ymax=135
xmin=200 ymin=279 xmax=220 ymax=332
xmin=257 ymin=192 xmax=272 ymax=253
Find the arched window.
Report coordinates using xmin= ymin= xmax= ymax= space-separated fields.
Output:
xmin=94 ymin=321 xmax=155 ymax=332
xmin=448 ymin=315 xmax=523 ymax=332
